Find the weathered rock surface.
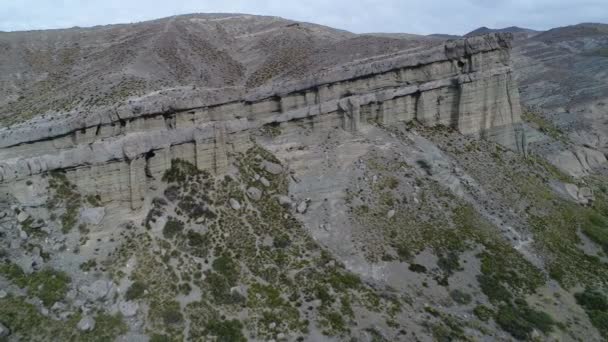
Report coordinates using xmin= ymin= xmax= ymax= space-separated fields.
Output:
xmin=118 ymin=301 xmax=139 ymax=317
xmin=80 ymin=207 xmax=106 ymax=225
xmin=77 ymin=316 xmax=95 ymax=332
xmin=80 ymin=280 xmax=112 ymax=301
xmin=0 ymin=30 xmax=524 ymax=210
xmin=512 ymin=23 xmax=608 ymax=175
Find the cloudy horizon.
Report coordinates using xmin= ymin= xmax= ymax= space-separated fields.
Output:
xmin=1 ymin=0 xmax=607 ymax=35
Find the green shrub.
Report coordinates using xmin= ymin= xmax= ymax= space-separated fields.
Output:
xmin=205 ymin=272 xmax=244 ymax=305
xmin=149 ymin=334 xmax=171 ymax=342
xmin=328 ymin=271 xmax=361 ymax=291
xmin=495 ymin=302 xmax=555 ymax=340
xmin=161 ymin=301 xmax=183 ymax=325
xmin=0 ymin=264 xmax=70 ymax=307
xmin=473 ymin=305 xmax=493 ymax=321
xmin=582 ymin=212 xmax=608 ymax=253
xmin=273 ymin=234 xmax=291 ymax=249
xmin=163 ymin=217 xmax=184 ymax=239
xmin=449 ymin=289 xmax=472 ymax=305
xmin=408 ymin=263 xmax=427 ymax=273
xmin=323 ymin=311 xmax=346 ymax=334
xmin=125 ymin=281 xmax=147 ymax=300
xmin=575 ymin=288 xmax=608 ymax=337
xmin=205 ymin=319 xmax=246 ymax=342
xmin=212 ymin=255 xmax=239 ymax=285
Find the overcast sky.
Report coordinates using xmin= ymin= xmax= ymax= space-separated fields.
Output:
xmin=1 ymin=0 xmax=607 ymax=35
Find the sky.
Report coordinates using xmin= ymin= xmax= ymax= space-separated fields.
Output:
xmin=1 ymin=0 xmax=607 ymax=35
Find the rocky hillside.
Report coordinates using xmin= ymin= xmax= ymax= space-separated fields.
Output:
xmin=1 ymin=14 xmax=608 ymax=342
xmin=0 ymin=14 xmax=439 ymax=126
xmin=513 ymin=23 xmax=608 ymax=179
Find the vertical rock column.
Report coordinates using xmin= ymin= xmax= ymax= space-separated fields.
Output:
xmin=338 ymin=97 xmax=361 ymax=133
xmin=456 ymin=72 xmax=525 ymax=152
xmin=129 ymin=157 xmax=146 ymax=210
xmin=213 ymin=122 xmax=228 ymax=176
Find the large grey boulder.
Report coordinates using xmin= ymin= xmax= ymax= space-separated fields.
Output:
xmin=229 ymin=198 xmax=241 ymax=210
xmin=246 ymin=187 xmax=262 ymax=201
xmin=276 ymin=196 xmax=293 ymax=208
xmin=296 ymin=201 xmax=308 ymax=214
xmin=80 ymin=207 xmax=106 ymax=225
xmin=261 ymin=161 xmax=283 ymax=175
xmin=77 ymin=316 xmax=95 ymax=332
xmin=16 ymin=211 xmax=30 ymax=223
xmin=119 ymin=301 xmax=139 ymax=317
xmin=80 ymin=279 xmax=112 ymax=301
xmin=259 ymin=177 xmax=271 ymax=187
xmin=0 ymin=322 xmax=9 ymax=337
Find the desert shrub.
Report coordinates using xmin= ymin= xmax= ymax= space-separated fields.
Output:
xmin=582 ymin=212 xmax=608 ymax=253
xmin=273 ymin=234 xmax=291 ymax=249
xmin=323 ymin=311 xmax=346 ymax=334
xmin=205 ymin=319 xmax=246 ymax=342
xmin=0 ymin=264 xmax=70 ymax=306
xmin=125 ymin=281 xmax=147 ymax=300
xmin=149 ymin=334 xmax=171 ymax=342
xmin=409 ymin=263 xmax=427 ymax=273
xmin=575 ymin=288 xmax=608 ymax=337
xmin=328 ymin=271 xmax=361 ymax=291
xmin=212 ymin=255 xmax=239 ymax=285
xmin=416 ymin=160 xmax=432 ymax=174
xmin=450 ymin=289 xmax=472 ymax=305
xmin=205 ymin=272 xmax=244 ymax=305
xmin=495 ymin=301 xmax=555 ymax=340
xmin=163 ymin=217 xmax=184 ymax=239
xmin=163 ymin=186 xmax=180 ymax=202
xmin=161 ymin=301 xmax=183 ymax=325
xmin=473 ymin=305 xmax=493 ymax=321
xmin=187 ymin=231 xmax=209 ymax=247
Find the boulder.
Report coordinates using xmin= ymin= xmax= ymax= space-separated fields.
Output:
xmin=229 ymin=198 xmax=241 ymax=210
xmin=564 ymin=183 xmax=594 ymax=205
xmin=0 ymin=322 xmax=9 ymax=337
xmin=230 ymin=286 xmax=247 ymax=298
xmin=296 ymin=201 xmax=308 ymax=214
xmin=29 ymin=219 xmax=44 ymax=229
xmin=246 ymin=187 xmax=262 ymax=201
xmin=80 ymin=207 xmax=106 ymax=225
xmin=387 ymin=210 xmax=396 ymax=219
xmin=260 ymin=177 xmax=271 ymax=187
xmin=276 ymin=196 xmax=293 ymax=208
xmin=77 ymin=316 xmax=95 ymax=332
xmin=80 ymin=279 xmax=112 ymax=301
xmin=0 ymin=290 xmax=7 ymax=299
xmin=16 ymin=211 xmax=29 ymax=223
xmin=261 ymin=161 xmax=283 ymax=175
xmin=119 ymin=301 xmax=139 ymax=317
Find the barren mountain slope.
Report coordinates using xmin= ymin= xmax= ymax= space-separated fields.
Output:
xmin=0 ymin=13 xmax=439 ymax=126
xmin=512 ymin=23 xmax=608 ymax=176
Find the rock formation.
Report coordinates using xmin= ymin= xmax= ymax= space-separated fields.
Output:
xmin=0 ymin=33 xmax=524 ymax=209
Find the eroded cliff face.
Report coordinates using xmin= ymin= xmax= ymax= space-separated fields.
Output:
xmin=0 ymin=33 xmax=524 ymax=210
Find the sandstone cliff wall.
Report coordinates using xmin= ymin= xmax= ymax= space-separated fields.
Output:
xmin=0 ymin=33 xmax=525 ymax=209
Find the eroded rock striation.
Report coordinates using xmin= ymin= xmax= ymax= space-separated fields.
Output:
xmin=0 ymin=33 xmax=523 ymax=209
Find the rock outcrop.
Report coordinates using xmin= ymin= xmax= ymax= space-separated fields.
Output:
xmin=0 ymin=33 xmax=524 ymax=209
